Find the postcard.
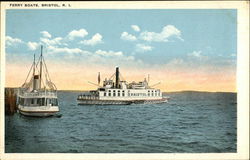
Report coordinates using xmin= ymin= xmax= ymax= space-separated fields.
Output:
xmin=0 ymin=1 xmax=249 ymax=160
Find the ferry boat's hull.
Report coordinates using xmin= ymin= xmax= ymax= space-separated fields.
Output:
xmin=18 ymin=105 xmax=59 ymax=117
xmin=77 ymin=97 xmax=169 ymax=105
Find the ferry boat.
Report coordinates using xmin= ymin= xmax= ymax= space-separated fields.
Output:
xmin=17 ymin=46 xmax=59 ymax=117
xmin=77 ymin=67 xmax=169 ymax=105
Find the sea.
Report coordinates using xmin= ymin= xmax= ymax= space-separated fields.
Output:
xmin=5 ymin=91 xmax=237 ymax=153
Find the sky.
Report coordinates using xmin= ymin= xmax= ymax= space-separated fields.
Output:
xmin=5 ymin=9 xmax=237 ymax=92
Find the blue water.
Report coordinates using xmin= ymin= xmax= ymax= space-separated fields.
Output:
xmin=5 ymin=91 xmax=237 ymax=153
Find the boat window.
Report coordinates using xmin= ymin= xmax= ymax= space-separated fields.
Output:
xmin=53 ymin=98 xmax=58 ymax=106
xmin=19 ymin=98 xmax=24 ymax=105
xmin=108 ymin=93 xmax=111 ymax=96
xmin=46 ymin=98 xmax=58 ymax=106
xmin=99 ymin=88 xmax=105 ymax=91
xmin=118 ymin=93 xmax=120 ymax=96
xmin=104 ymin=92 xmax=106 ymax=96
xmin=122 ymin=93 xmax=125 ymax=96
xmin=31 ymin=99 xmax=34 ymax=104
xmin=113 ymin=93 xmax=116 ymax=96
xmin=37 ymin=98 xmax=41 ymax=105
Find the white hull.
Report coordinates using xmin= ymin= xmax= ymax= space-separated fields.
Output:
xmin=18 ymin=105 xmax=59 ymax=117
xmin=77 ymin=97 xmax=168 ymax=105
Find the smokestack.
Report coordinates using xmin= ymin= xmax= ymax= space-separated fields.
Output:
xmin=115 ymin=67 xmax=119 ymax=88
xmin=33 ymin=75 xmax=40 ymax=90
xmin=98 ymin=72 xmax=101 ymax=85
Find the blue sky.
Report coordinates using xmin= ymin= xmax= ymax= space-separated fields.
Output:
xmin=5 ymin=9 xmax=237 ymax=91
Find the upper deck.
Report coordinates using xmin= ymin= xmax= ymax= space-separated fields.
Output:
xmin=18 ymin=89 xmax=57 ymax=98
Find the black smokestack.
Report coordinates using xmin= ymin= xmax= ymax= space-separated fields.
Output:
xmin=115 ymin=67 xmax=119 ymax=88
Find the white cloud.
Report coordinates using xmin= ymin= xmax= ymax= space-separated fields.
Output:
xmin=188 ymin=51 xmax=202 ymax=58
xmin=80 ymin=33 xmax=103 ymax=46
xmin=136 ymin=44 xmax=153 ymax=52
xmin=68 ymin=29 xmax=88 ymax=40
xmin=40 ymin=31 xmax=52 ymax=38
xmin=40 ymin=37 xmax=63 ymax=46
xmin=47 ymin=45 xmax=90 ymax=55
xmin=140 ymin=25 xmax=183 ymax=42
xmin=121 ymin=32 xmax=137 ymax=41
xmin=167 ymin=58 xmax=184 ymax=66
xmin=27 ymin=42 xmax=40 ymax=50
xmin=95 ymin=50 xmax=123 ymax=57
xmin=6 ymin=36 xmax=23 ymax=46
xmin=131 ymin=25 xmax=140 ymax=32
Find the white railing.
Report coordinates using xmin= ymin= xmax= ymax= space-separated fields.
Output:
xmin=18 ymin=89 xmax=57 ymax=97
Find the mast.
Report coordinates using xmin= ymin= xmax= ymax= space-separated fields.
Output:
xmin=33 ymin=54 xmax=35 ymax=77
xmin=148 ymin=74 xmax=150 ymax=84
xmin=39 ymin=45 xmax=43 ymax=89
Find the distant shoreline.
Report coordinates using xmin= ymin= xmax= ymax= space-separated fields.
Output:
xmin=4 ymin=87 xmax=237 ymax=94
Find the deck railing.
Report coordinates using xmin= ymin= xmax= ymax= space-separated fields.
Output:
xmin=18 ymin=89 xmax=57 ymax=97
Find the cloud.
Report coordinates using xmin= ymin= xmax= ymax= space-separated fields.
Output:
xmin=40 ymin=31 xmax=52 ymax=38
xmin=47 ymin=45 xmax=90 ymax=55
xmin=40 ymin=37 xmax=63 ymax=46
xmin=95 ymin=50 xmax=123 ymax=57
xmin=121 ymin=32 xmax=137 ymax=41
xmin=6 ymin=36 xmax=23 ymax=46
xmin=140 ymin=25 xmax=183 ymax=42
xmin=131 ymin=25 xmax=140 ymax=32
xmin=68 ymin=29 xmax=88 ymax=40
xmin=80 ymin=33 xmax=103 ymax=46
xmin=27 ymin=41 xmax=40 ymax=50
xmin=188 ymin=51 xmax=202 ymax=58
xmin=136 ymin=44 xmax=153 ymax=52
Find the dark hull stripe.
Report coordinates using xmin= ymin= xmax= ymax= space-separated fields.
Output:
xmin=18 ymin=109 xmax=58 ymax=113
xmin=77 ymin=98 xmax=168 ymax=105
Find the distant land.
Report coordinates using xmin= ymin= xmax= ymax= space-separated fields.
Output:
xmin=4 ymin=87 xmax=237 ymax=94
xmin=163 ymin=90 xmax=237 ymax=94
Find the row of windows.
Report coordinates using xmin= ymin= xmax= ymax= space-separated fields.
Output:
xmin=103 ymin=92 xmax=160 ymax=97
xmin=104 ymin=92 xmax=125 ymax=97
xmin=148 ymin=90 xmax=160 ymax=93
xmin=108 ymin=90 xmax=125 ymax=93
xmin=106 ymin=90 xmax=160 ymax=93
xmin=18 ymin=98 xmax=58 ymax=106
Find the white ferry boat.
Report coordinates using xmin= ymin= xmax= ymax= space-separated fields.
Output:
xmin=17 ymin=46 xmax=59 ymax=117
xmin=77 ymin=67 xmax=169 ymax=105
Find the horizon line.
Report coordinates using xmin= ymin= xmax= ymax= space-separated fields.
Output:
xmin=4 ymin=87 xmax=237 ymax=93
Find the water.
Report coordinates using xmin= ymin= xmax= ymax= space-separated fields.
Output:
xmin=5 ymin=91 xmax=237 ymax=153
